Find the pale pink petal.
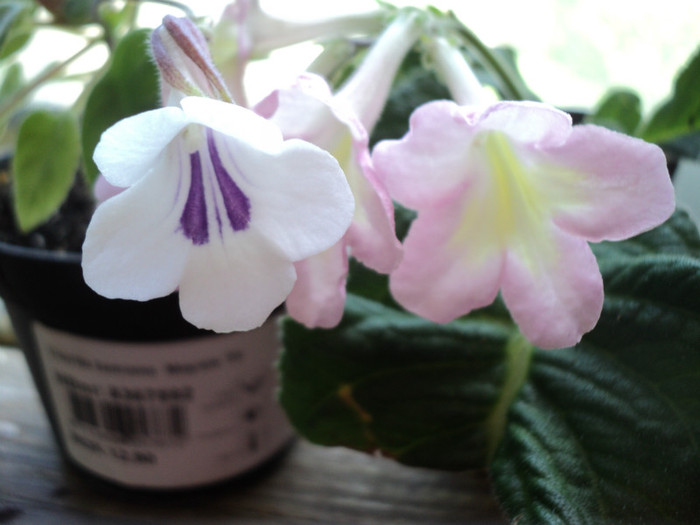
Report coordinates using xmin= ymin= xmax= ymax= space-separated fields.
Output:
xmin=501 ymin=225 xmax=603 ymax=349
xmin=261 ymin=73 xmax=338 ymax=146
xmin=285 ymin=241 xmax=348 ymax=329
xmin=82 ymin=147 xmax=190 ymax=300
xmin=542 ymin=125 xmax=675 ymax=242
xmin=389 ymin=189 xmax=504 ymax=323
xmin=345 ymin=152 xmax=402 ymax=273
xmin=265 ymin=73 xmax=400 ymax=272
xmin=477 ymin=101 xmax=572 ymax=148
xmin=373 ymin=100 xmax=476 ymax=208
xmin=178 ymin=233 xmax=295 ymax=332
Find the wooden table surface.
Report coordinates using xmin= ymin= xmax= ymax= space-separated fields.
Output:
xmin=0 ymin=346 xmax=506 ymax=524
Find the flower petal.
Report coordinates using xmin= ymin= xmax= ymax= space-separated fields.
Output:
xmin=209 ymin=131 xmax=354 ymax=261
xmin=94 ymin=106 xmax=189 ymax=187
xmin=345 ymin=154 xmax=402 ymax=273
xmin=260 ymin=73 xmax=337 ymax=147
xmin=389 ymin=189 xmax=504 ymax=323
xmin=501 ymin=225 xmax=603 ymax=349
xmin=477 ymin=101 xmax=572 ymax=148
xmin=543 ymin=125 xmax=675 ymax=241
xmin=82 ymin=146 xmax=190 ymax=300
xmin=265 ymin=74 xmax=400 ymax=272
xmin=285 ymin=241 xmax=348 ymax=329
xmin=180 ymin=96 xmax=284 ymax=153
xmin=178 ymin=232 xmax=295 ymax=332
xmin=373 ymin=100 xmax=476 ymax=209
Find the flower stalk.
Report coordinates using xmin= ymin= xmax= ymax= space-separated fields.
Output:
xmin=449 ymin=13 xmax=530 ymax=101
xmin=427 ymin=37 xmax=490 ymax=106
xmin=210 ymin=0 xmax=386 ymax=106
xmin=0 ymin=37 xmax=102 ymax=122
xmin=336 ymin=9 xmax=422 ymax=132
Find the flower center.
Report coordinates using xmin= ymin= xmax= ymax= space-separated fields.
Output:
xmin=482 ymin=131 xmax=558 ymax=271
xmin=179 ymin=128 xmax=251 ymax=245
xmin=483 ymin=131 xmax=544 ymax=243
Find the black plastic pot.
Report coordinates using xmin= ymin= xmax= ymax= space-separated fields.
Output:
xmin=0 ymin=241 xmax=294 ymax=491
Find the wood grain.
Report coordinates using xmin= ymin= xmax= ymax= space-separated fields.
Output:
xmin=0 ymin=346 xmax=506 ymax=524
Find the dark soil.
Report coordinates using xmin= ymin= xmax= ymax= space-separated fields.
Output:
xmin=0 ymin=158 xmax=95 ymax=253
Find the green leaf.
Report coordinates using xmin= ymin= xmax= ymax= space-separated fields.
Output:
xmin=279 ymin=211 xmax=700 ymax=523
xmin=279 ymin=295 xmax=520 ymax=468
xmin=51 ymin=0 xmax=96 ymax=25
xmin=491 ymin=212 xmax=700 ymax=524
xmin=475 ymin=46 xmax=540 ymax=102
xmin=0 ymin=61 xmax=23 ymax=100
xmin=586 ymin=88 xmax=642 ymax=135
xmin=12 ymin=109 xmax=80 ymax=231
xmin=0 ymin=0 xmax=34 ymax=60
xmin=97 ymin=1 xmax=138 ymax=39
xmin=641 ymin=46 xmax=700 ymax=144
xmin=0 ymin=61 xmax=24 ymax=135
xmin=81 ymin=28 xmax=159 ymax=183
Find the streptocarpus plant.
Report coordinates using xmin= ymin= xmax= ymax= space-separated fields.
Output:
xmin=5 ymin=1 xmax=700 ymax=522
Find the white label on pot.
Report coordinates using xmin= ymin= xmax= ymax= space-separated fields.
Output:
xmin=33 ymin=319 xmax=294 ymax=489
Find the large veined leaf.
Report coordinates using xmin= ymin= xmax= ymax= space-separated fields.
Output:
xmin=280 ymin=295 xmax=517 ymax=468
xmin=81 ymin=28 xmax=159 ymax=183
xmin=279 ymin=211 xmax=700 ymax=523
xmin=490 ymin=213 xmax=700 ymax=524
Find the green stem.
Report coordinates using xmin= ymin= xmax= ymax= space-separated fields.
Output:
xmin=484 ymin=332 xmax=533 ymax=461
xmin=0 ymin=37 xmax=102 ymax=121
xmin=451 ymin=14 xmax=529 ymax=101
xmin=128 ymin=0 xmax=196 ymax=19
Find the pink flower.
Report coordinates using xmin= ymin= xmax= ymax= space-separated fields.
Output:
xmin=373 ymin=100 xmax=675 ymax=349
xmin=259 ymin=12 xmax=421 ymax=328
xmin=260 ymin=72 xmax=401 ymax=328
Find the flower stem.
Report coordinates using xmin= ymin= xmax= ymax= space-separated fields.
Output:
xmin=128 ymin=0 xmax=196 ymax=19
xmin=0 ymin=37 xmax=102 ymax=122
xmin=337 ymin=9 xmax=422 ymax=132
xmin=451 ymin=14 xmax=530 ymax=101
xmin=251 ymin=9 xmax=387 ymax=57
xmin=428 ymin=37 xmax=490 ymax=106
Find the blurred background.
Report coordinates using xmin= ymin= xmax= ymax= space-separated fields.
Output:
xmin=17 ymin=0 xmax=700 ymax=115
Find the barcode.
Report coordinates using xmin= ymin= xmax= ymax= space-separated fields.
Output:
xmin=68 ymin=391 xmax=188 ymax=442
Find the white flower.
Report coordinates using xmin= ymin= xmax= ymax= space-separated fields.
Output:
xmin=82 ymin=96 xmax=354 ymax=332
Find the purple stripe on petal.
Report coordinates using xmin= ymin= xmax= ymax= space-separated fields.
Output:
xmin=207 ymin=130 xmax=251 ymax=232
xmin=180 ymin=151 xmax=209 ymax=245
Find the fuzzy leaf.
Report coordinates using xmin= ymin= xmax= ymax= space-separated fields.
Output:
xmin=491 ymin=211 xmax=700 ymax=524
xmin=12 ymin=109 xmax=80 ymax=231
xmin=279 ymin=211 xmax=700 ymax=523
xmin=279 ymin=295 xmax=517 ymax=468
xmin=81 ymin=28 xmax=159 ymax=183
